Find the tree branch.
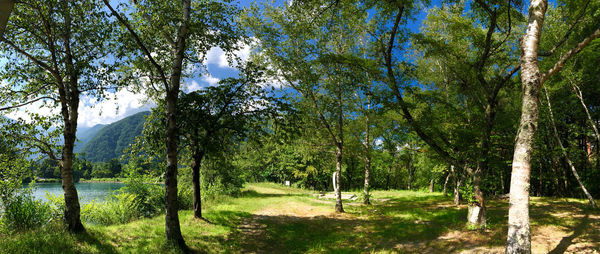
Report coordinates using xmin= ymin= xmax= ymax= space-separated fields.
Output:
xmin=542 ymin=28 xmax=600 ymax=83
xmin=101 ymin=0 xmax=170 ymax=89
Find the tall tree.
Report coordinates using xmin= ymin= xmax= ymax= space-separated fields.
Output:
xmin=0 ymin=0 xmax=116 ymax=232
xmin=245 ymin=0 xmax=371 ymax=213
xmin=507 ymin=0 xmax=600 ymax=252
xmin=103 ymin=0 xmax=241 ymax=248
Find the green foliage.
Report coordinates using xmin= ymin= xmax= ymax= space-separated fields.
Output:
xmin=120 ymin=161 xmax=165 ymax=218
xmin=84 ymin=193 xmax=140 ymax=226
xmin=1 ymin=188 xmax=52 ymax=232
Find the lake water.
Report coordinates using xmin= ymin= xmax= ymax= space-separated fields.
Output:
xmin=30 ymin=182 xmax=125 ymax=204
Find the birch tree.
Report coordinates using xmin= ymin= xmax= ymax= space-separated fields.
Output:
xmin=0 ymin=0 xmax=116 ymax=233
xmin=102 ymin=0 xmax=241 ymax=248
xmin=507 ymin=0 xmax=600 ymax=252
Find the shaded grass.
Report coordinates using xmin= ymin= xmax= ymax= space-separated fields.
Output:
xmin=1 ymin=182 xmax=598 ymax=253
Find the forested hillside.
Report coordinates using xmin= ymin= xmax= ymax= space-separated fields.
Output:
xmin=79 ymin=112 xmax=148 ymax=162
xmin=74 ymin=124 xmax=106 ymax=153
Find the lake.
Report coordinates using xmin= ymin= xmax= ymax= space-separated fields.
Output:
xmin=30 ymin=182 xmax=125 ymax=204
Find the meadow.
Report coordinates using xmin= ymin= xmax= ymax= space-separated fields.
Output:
xmin=1 ymin=183 xmax=597 ymax=254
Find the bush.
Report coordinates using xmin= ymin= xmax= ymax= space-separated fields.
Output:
xmin=177 ymin=183 xmax=193 ymax=210
xmin=84 ymin=193 xmax=139 ymax=225
xmin=121 ymin=161 xmax=165 ymax=217
xmin=1 ymin=190 xmax=52 ymax=231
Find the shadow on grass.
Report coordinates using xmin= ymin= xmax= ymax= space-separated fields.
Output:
xmin=548 ymin=213 xmax=590 ymax=254
xmin=220 ymin=199 xmax=468 ymax=253
xmin=75 ymin=231 xmax=120 ymax=254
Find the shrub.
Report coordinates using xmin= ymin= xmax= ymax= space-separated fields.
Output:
xmin=1 ymin=190 xmax=52 ymax=231
xmin=84 ymin=193 xmax=139 ymax=225
xmin=177 ymin=184 xmax=193 ymax=210
xmin=121 ymin=161 xmax=165 ymax=217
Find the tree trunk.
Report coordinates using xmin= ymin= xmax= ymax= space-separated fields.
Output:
xmin=506 ymin=1 xmax=547 ymax=252
xmin=363 ymin=112 xmax=371 ymax=205
xmin=60 ymin=111 xmax=84 ymax=233
xmin=571 ymin=74 xmax=600 ymax=146
xmin=407 ymin=151 xmax=414 ymax=190
xmin=363 ymin=158 xmax=371 ymax=205
xmin=429 ymin=178 xmax=434 ymax=192
xmin=165 ymin=91 xmax=185 ymax=248
xmin=544 ymin=88 xmax=597 ymax=209
xmin=452 ymin=166 xmax=462 ymax=206
xmin=454 ymin=177 xmax=462 ymax=206
xmin=468 ymin=165 xmax=487 ymax=228
xmin=335 ymin=145 xmax=344 ymax=213
xmin=192 ymin=145 xmax=206 ymax=219
xmin=59 ymin=4 xmax=84 ymax=233
xmin=443 ymin=171 xmax=450 ymax=196
xmin=163 ymin=0 xmax=190 ymax=249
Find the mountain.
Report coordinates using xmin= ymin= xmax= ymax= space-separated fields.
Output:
xmin=79 ymin=111 xmax=149 ymax=162
xmin=74 ymin=124 xmax=106 ymax=152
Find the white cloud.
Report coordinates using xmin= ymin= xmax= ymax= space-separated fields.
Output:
xmin=5 ymin=100 xmax=59 ymax=123
xmin=3 ymin=89 xmax=151 ymax=128
xmin=202 ymin=74 xmax=220 ymax=86
xmin=205 ymin=47 xmax=229 ymax=68
xmin=203 ymin=39 xmax=255 ymax=69
xmin=77 ymin=89 xmax=151 ymax=128
xmin=186 ymin=80 xmax=203 ymax=92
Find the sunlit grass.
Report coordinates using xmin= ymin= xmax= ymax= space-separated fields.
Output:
xmin=1 ymin=182 xmax=597 ymax=253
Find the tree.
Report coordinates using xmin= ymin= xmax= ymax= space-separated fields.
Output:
xmin=140 ymin=62 xmax=270 ymax=219
xmin=543 ymin=87 xmax=597 ymax=208
xmin=0 ymin=0 xmax=116 ymax=232
xmin=246 ymin=0 xmax=374 ymax=213
xmin=103 ymin=0 xmax=242 ymax=247
xmin=506 ymin=0 xmax=600 ymax=252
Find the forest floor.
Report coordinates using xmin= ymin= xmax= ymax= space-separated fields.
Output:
xmin=1 ymin=182 xmax=598 ymax=253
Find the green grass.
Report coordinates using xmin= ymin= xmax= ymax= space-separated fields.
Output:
xmin=1 ymin=182 xmax=598 ymax=253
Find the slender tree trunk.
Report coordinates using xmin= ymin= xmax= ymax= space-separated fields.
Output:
xmin=506 ymin=1 xmax=547 ymax=252
xmin=407 ymin=151 xmax=413 ymax=190
xmin=429 ymin=178 xmax=434 ymax=192
xmin=59 ymin=3 xmax=84 ymax=233
xmin=192 ymin=138 xmax=206 ymax=219
xmin=164 ymin=1 xmax=190 ymax=248
xmin=363 ymin=118 xmax=371 ymax=205
xmin=454 ymin=177 xmax=462 ymax=206
xmin=335 ymin=145 xmax=344 ymax=213
xmin=544 ymin=88 xmax=597 ymax=209
xmin=165 ymin=91 xmax=185 ymax=248
xmin=363 ymin=158 xmax=371 ymax=204
xmin=571 ymin=81 xmax=600 ymax=145
xmin=451 ymin=165 xmax=462 ymax=206
xmin=443 ymin=171 xmax=450 ymax=196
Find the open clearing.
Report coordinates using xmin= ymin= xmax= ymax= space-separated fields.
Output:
xmin=1 ymin=182 xmax=598 ymax=253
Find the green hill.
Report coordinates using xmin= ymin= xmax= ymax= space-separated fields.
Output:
xmin=80 ymin=111 xmax=149 ymax=162
xmin=74 ymin=124 xmax=106 ymax=153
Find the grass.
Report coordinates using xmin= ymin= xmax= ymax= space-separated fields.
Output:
xmin=1 ymin=182 xmax=598 ymax=253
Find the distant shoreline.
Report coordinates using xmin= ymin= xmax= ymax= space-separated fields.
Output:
xmin=35 ymin=178 xmax=125 ymax=184
xmin=79 ymin=180 xmax=124 ymax=184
